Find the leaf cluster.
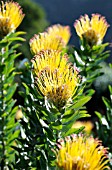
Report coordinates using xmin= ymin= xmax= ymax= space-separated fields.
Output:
xmin=0 ymin=32 xmax=26 ymax=169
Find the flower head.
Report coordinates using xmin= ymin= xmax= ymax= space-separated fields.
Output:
xmin=0 ymin=1 xmax=25 ymax=36
xmin=30 ymin=32 xmax=64 ymax=55
xmin=55 ymin=134 xmax=110 ymax=170
xmin=32 ymin=50 xmax=78 ymax=108
xmin=47 ymin=24 xmax=71 ymax=46
xmin=74 ymin=14 xmax=109 ymax=46
xmin=30 ymin=24 xmax=71 ymax=55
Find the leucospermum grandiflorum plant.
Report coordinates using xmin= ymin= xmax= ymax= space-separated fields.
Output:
xmin=15 ymin=18 xmax=110 ymax=169
xmin=0 ymin=0 xmax=25 ymax=169
xmin=30 ymin=24 xmax=91 ymax=110
xmin=0 ymin=0 xmax=111 ymax=169
xmin=26 ymin=24 xmax=95 ymax=169
xmin=73 ymin=14 xmax=110 ymax=88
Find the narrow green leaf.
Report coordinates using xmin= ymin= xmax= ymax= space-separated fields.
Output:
xmin=14 ymin=31 xmax=26 ymax=36
xmin=22 ymin=82 xmax=30 ymax=95
xmin=8 ymin=37 xmax=26 ymax=42
xmin=4 ymin=83 xmax=17 ymax=102
xmin=62 ymin=111 xmax=90 ymax=136
xmin=67 ymin=96 xmax=91 ymax=111
xmin=102 ymin=96 xmax=111 ymax=109
xmin=63 ymin=126 xmax=85 ymax=137
xmin=95 ymin=111 xmax=102 ymax=121
xmin=7 ymin=130 xmax=20 ymax=145
xmin=43 ymin=127 xmax=55 ymax=141
xmin=4 ymin=99 xmax=16 ymax=115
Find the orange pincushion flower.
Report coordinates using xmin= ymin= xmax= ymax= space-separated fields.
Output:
xmin=0 ymin=1 xmax=25 ymax=36
xmin=74 ymin=14 xmax=109 ymax=46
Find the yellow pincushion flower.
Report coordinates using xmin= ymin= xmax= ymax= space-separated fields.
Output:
xmin=72 ymin=121 xmax=93 ymax=134
xmin=32 ymin=50 xmax=78 ymax=108
xmin=74 ymin=14 xmax=109 ymax=46
xmin=30 ymin=24 xmax=71 ymax=55
xmin=0 ymin=1 xmax=25 ymax=36
xmin=47 ymin=24 xmax=71 ymax=46
xmin=30 ymin=32 xmax=64 ymax=55
xmin=55 ymin=134 xmax=110 ymax=170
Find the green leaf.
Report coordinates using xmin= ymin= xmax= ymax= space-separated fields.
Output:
xmin=92 ymin=43 xmax=109 ymax=54
xmin=51 ymin=122 xmax=62 ymax=131
xmin=11 ymin=43 xmax=21 ymax=50
xmin=67 ymin=96 xmax=91 ymax=111
xmin=102 ymin=96 xmax=111 ymax=109
xmin=8 ymin=106 xmax=18 ymax=118
xmin=7 ymin=130 xmax=20 ymax=145
xmin=4 ymin=83 xmax=17 ymax=102
xmin=63 ymin=126 xmax=85 ymax=137
xmin=62 ymin=111 xmax=90 ymax=137
xmin=108 ymin=85 xmax=112 ymax=101
xmin=40 ymin=150 xmax=48 ymax=170
xmin=14 ymin=31 xmax=26 ymax=36
xmin=43 ymin=127 xmax=55 ymax=141
xmin=4 ymin=99 xmax=16 ymax=115
xmin=22 ymin=82 xmax=30 ymax=95
xmin=6 ymin=122 xmax=19 ymax=136
xmin=8 ymin=37 xmax=26 ymax=42
xmin=3 ymin=72 xmax=16 ymax=88
xmin=95 ymin=111 xmax=102 ymax=121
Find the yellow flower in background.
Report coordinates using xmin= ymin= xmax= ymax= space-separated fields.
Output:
xmin=30 ymin=32 xmax=63 ymax=55
xmin=55 ymin=134 xmax=110 ymax=170
xmin=0 ymin=1 xmax=25 ymax=36
xmin=47 ymin=24 xmax=71 ymax=46
xmin=15 ymin=109 xmax=23 ymax=120
xmin=74 ymin=14 xmax=109 ymax=46
xmin=32 ymin=50 xmax=78 ymax=108
xmin=30 ymin=24 xmax=71 ymax=55
xmin=72 ymin=121 xmax=93 ymax=134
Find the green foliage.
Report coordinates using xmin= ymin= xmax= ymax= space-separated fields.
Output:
xmin=69 ymin=40 xmax=110 ymax=88
xmin=12 ymin=64 xmax=91 ymax=169
xmin=95 ymin=85 xmax=112 ymax=167
xmin=0 ymin=32 xmax=25 ymax=169
xmin=94 ymin=62 xmax=112 ymax=94
xmin=12 ymin=19 xmax=111 ymax=169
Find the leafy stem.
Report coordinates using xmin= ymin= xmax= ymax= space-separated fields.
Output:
xmin=0 ymin=47 xmax=6 ymax=169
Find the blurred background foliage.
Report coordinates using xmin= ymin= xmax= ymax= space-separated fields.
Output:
xmin=16 ymin=0 xmax=49 ymax=59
